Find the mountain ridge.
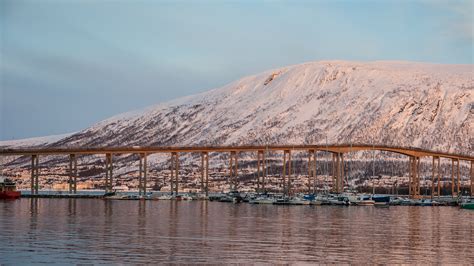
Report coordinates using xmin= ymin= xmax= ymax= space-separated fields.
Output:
xmin=2 ymin=60 xmax=473 ymax=156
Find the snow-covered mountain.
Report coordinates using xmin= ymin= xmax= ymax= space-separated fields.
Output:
xmin=0 ymin=133 xmax=73 ymax=149
xmin=3 ymin=61 xmax=474 ymax=156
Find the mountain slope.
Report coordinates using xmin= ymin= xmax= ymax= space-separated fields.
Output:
xmin=5 ymin=61 xmax=474 ymax=156
xmin=0 ymin=133 xmax=73 ymax=149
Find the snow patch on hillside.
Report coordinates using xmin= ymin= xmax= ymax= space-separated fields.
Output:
xmin=0 ymin=133 xmax=73 ymax=148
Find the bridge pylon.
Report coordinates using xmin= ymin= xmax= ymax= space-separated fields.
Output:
xmin=138 ymin=153 xmax=147 ymax=196
xmin=471 ymin=161 xmax=474 ymax=196
xmin=256 ymin=150 xmax=266 ymax=193
xmin=409 ymin=156 xmax=421 ymax=199
xmin=68 ymin=154 xmax=77 ymax=194
xmin=105 ymin=153 xmax=113 ymax=193
xmin=451 ymin=159 xmax=460 ymax=198
xmin=31 ymin=155 xmax=39 ymax=195
xmin=431 ymin=156 xmax=441 ymax=199
xmin=282 ymin=150 xmax=291 ymax=196
xmin=331 ymin=153 xmax=344 ymax=194
xmin=170 ymin=152 xmax=179 ymax=195
xmin=308 ymin=149 xmax=317 ymax=194
xmin=201 ymin=152 xmax=209 ymax=196
xmin=229 ymin=151 xmax=239 ymax=191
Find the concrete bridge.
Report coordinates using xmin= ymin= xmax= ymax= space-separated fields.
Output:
xmin=1 ymin=144 xmax=473 ymax=199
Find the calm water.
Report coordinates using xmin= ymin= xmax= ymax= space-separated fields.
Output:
xmin=0 ymin=199 xmax=473 ymax=264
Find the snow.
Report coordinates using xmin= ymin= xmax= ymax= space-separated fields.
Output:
xmin=0 ymin=133 xmax=73 ymax=148
xmin=2 ymin=60 xmax=473 ymax=159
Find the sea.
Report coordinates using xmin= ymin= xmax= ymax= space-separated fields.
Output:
xmin=0 ymin=198 xmax=473 ymax=264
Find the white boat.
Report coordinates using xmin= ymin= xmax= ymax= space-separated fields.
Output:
xmin=327 ymin=195 xmax=350 ymax=206
xmin=181 ymin=194 xmax=195 ymax=200
xmin=355 ymin=194 xmax=375 ymax=206
xmin=155 ymin=194 xmax=173 ymax=200
xmin=249 ymin=196 xmax=274 ymax=204
xmin=289 ymin=197 xmax=311 ymax=205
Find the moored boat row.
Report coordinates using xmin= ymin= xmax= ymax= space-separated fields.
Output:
xmin=15 ymin=188 xmax=471 ymax=209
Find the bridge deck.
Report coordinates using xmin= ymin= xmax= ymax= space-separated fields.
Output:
xmin=1 ymin=144 xmax=473 ymax=161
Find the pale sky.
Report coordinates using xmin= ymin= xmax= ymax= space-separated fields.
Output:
xmin=0 ymin=0 xmax=472 ymax=140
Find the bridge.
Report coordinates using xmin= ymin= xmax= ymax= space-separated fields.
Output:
xmin=1 ymin=144 xmax=473 ymax=199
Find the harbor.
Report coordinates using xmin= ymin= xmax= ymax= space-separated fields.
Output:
xmin=17 ymin=189 xmax=474 ymax=208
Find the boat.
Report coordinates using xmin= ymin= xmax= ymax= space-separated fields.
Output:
xmin=103 ymin=195 xmax=127 ymax=200
xmin=0 ymin=176 xmax=21 ymax=199
xmin=328 ymin=195 xmax=350 ymax=206
xmin=310 ymin=200 xmax=323 ymax=206
xmin=218 ymin=195 xmax=233 ymax=202
xmin=372 ymin=195 xmax=391 ymax=203
xmin=289 ymin=196 xmax=311 ymax=205
xmin=273 ymin=196 xmax=291 ymax=205
xmin=459 ymin=197 xmax=474 ymax=210
xmin=418 ymin=199 xmax=439 ymax=206
xmin=373 ymin=196 xmax=390 ymax=207
xmin=389 ymin=197 xmax=403 ymax=205
xmin=196 ymin=193 xmax=208 ymax=200
xmin=181 ymin=193 xmax=195 ymax=200
xmin=315 ymin=195 xmax=331 ymax=205
xmin=399 ymin=198 xmax=416 ymax=206
xmin=103 ymin=190 xmax=117 ymax=197
xmin=303 ymin=194 xmax=316 ymax=201
xmin=249 ymin=195 xmax=274 ymax=204
xmin=354 ymin=194 xmax=375 ymax=206
xmin=460 ymin=202 xmax=474 ymax=210
xmin=218 ymin=190 xmax=243 ymax=203
xmin=158 ymin=194 xmax=173 ymax=200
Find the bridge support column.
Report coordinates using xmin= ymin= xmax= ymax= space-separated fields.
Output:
xmin=431 ymin=156 xmax=440 ymax=198
xmin=451 ymin=159 xmax=460 ymax=197
xmin=31 ymin=155 xmax=39 ymax=195
xmin=409 ymin=156 xmax=420 ymax=199
xmin=340 ymin=153 xmax=344 ymax=193
xmin=408 ymin=157 xmax=411 ymax=196
xmin=170 ymin=152 xmax=179 ymax=195
xmin=437 ymin=157 xmax=441 ymax=197
xmin=331 ymin=153 xmax=344 ymax=194
xmin=257 ymin=150 xmax=266 ymax=193
xmin=332 ymin=153 xmax=336 ymax=193
xmin=471 ymin=161 xmax=474 ymax=196
xmin=201 ymin=152 xmax=209 ymax=196
xmin=335 ymin=153 xmax=340 ymax=193
xmin=105 ymin=153 xmax=113 ymax=193
xmin=282 ymin=150 xmax=291 ymax=196
xmin=68 ymin=154 xmax=77 ymax=194
xmin=457 ymin=159 xmax=460 ymax=196
xmin=229 ymin=151 xmax=238 ymax=191
xmin=308 ymin=150 xmax=316 ymax=194
xmin=138 ymin=153 xmax=147 ymax=196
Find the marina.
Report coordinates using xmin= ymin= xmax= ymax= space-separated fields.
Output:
xmin=16 ymin=189 xmax=468 ymax=207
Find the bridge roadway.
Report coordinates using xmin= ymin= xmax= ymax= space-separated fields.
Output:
xmin=1 ymin=144 xmax=473 ymax=199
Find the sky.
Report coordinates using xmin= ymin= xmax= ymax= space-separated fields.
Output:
xmin=0 ymin=0 xmax=472 ymax=140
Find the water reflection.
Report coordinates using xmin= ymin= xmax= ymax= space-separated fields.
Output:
xmin=0 ymin=199 xmax=473 ymax=264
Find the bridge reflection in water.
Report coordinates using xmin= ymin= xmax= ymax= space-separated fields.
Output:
xmin=1 ymin=144 xmax=473 ymax=199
